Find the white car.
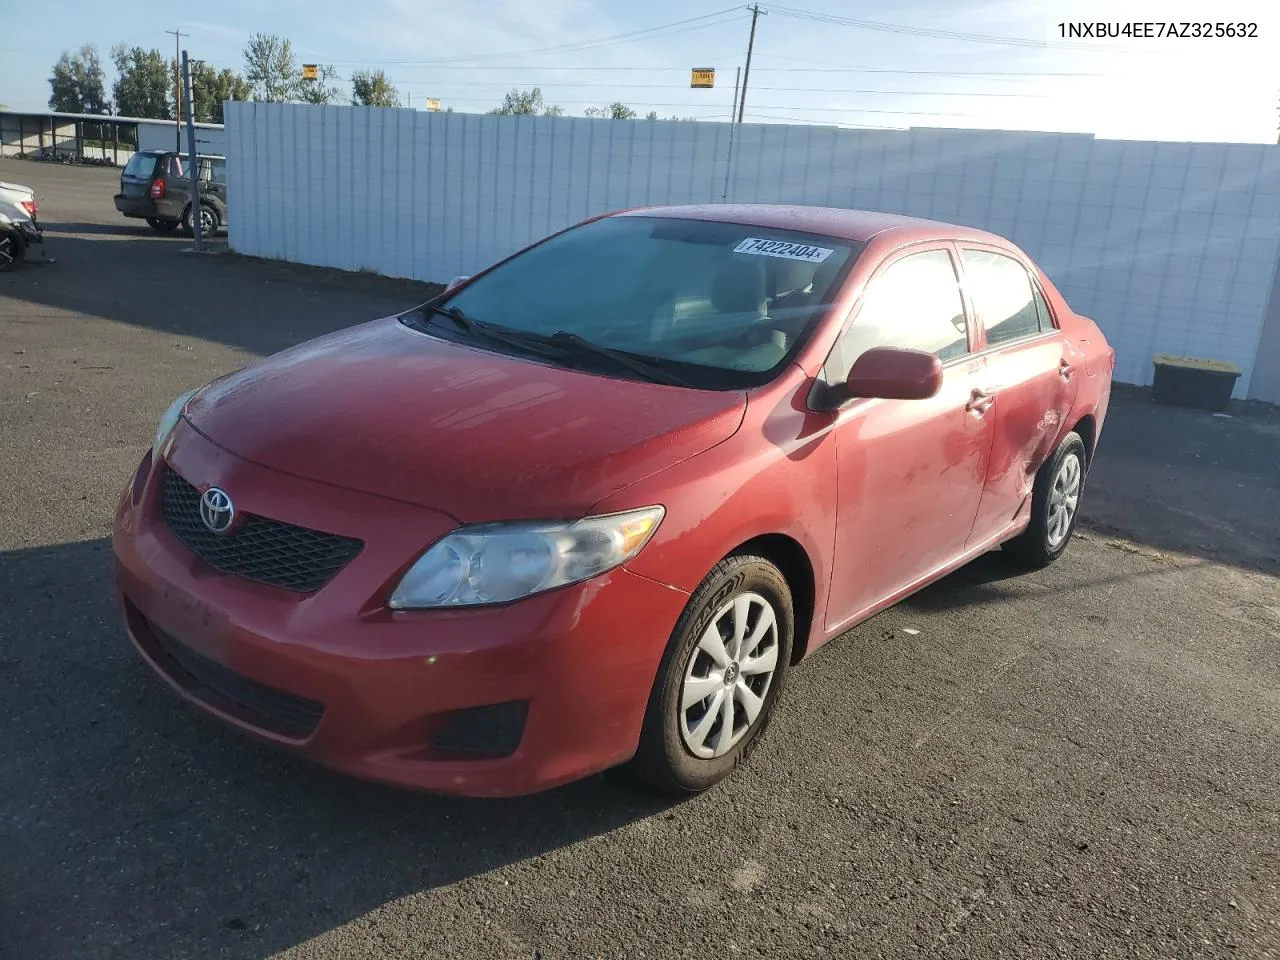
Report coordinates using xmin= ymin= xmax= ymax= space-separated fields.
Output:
xmin=0 ymin=179 xmax=47 ymax=271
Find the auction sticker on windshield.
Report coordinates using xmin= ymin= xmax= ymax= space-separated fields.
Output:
xmin=734 ymin=237 xmax=834 ymax=263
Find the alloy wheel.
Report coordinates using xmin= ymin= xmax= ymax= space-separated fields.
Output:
xmin=0 ymin=234 xmax=14 ymax=266
xmin=1047 ymin=451 xmax=1082 ymax=548
xmin=679 ymin=591 xmax=780 ymax=759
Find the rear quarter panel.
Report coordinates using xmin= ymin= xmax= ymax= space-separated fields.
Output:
xmin=1038 ymin=270 xmax=1116 ymax=450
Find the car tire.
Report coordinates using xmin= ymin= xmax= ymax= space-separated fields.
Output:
xmin=147 ymin=218 xmax=180 ymax=233
xmin=1003 ymin=431 xmax=1088 ymax=569
xmin=182 ymin=203 xmax=220 ymax=237
xmin=629 ymin=554 xmax=793 ymax=795
xmin=0 ymin=227 xmax=25 ymax=272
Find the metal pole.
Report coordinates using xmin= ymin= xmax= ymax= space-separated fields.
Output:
xmin=736 ymin=4 xmax=763 ymax=124
xmin=166 ymin=29 xmax=187 ymax=150
xmin=730 ymin=66 xmax=741 ymax=124
xmin=182 ymin=50 xmax=203 ymax=251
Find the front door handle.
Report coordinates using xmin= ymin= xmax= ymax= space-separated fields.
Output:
xmin=965 ymin=388 xmax=995 ymax=414
xmin=1059 ymin=358 xmax=1074 ymax=380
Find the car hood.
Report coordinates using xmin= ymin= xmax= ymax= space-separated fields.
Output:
xmin=184 ymin=317 xmax=746 ymax=521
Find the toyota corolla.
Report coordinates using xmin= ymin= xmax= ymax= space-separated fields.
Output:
xmin=113 ymin=205 xmax=1115 ymax=796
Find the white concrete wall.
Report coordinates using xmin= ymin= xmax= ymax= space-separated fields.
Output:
xmin=225 ymin=102 xmax=1280 ymax=396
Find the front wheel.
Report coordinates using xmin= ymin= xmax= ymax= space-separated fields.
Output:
xmin=0 ymin=227 xmax=25 ymax=271
xmin=630 ymin=554 xmax=793 ymax=794
xmin=1003 ymin=431 xmax=1087 ymax=568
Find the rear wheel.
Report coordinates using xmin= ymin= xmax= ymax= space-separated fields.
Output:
xmin=146 ymin=217 xmax=180 ymax=233
xmin=182 ymin=203 xmax=220 ymax=237
xmin=1003 ymin=431 xmax=1087 ymax=568
xmin=0 ymin=228 xmax=25 ymax=272
xmin=630 ymin=554 xmax=792 ymax=794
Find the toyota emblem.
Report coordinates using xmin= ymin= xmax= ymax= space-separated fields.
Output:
xmin=199 ymin=486 xmax=235 ymax=534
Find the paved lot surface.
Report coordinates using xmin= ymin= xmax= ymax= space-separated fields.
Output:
xmin=2 ymin=159 xmax=1278 ymax=960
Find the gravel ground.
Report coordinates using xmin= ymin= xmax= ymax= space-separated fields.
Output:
xmin=2 ymin=159 xmax=1277 ymax=960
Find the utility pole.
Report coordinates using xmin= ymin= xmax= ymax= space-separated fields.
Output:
xmin=723 ymin=65 xmax=742 ymax=201
xmin=736 ymin=4 xmax=763 ymax=124
xmin=165 ymin=28 xmax=188 ymax=150
xmin=181 ymin=50 xmax=203 ymax=251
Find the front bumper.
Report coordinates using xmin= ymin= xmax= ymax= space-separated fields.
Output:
xmin=112 ymin=423 xmax=690 ymax=796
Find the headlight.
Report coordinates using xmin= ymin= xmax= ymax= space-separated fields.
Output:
xmin=153 ymin=388 xmax=200 ymax=455
xmin=389 ymin=506 xmax=665 ymax=609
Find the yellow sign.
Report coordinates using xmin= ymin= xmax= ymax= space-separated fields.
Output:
xmin=301 ymin=64 xmax=319 ymax=80
xmin=690 ymin=68 xmax=715 ymax=89
xmin=425 ymin=98 xmax=442 ymax=112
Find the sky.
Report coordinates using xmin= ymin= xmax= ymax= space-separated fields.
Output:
xmin=1 ymin=0 xmax=1277 ymax=143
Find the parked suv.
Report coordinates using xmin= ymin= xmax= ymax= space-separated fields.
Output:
xmin=114 ymin=151 xmax=227 ymax=236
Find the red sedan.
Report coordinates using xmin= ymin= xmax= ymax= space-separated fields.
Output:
xmin=113 ymin=205 xmax=1115 ymax=796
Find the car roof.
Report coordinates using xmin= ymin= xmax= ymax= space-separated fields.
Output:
xmin=614 ymin=203 xmax=1008 ymax=246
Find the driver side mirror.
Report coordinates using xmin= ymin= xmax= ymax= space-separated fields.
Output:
xmin=445 ymin=275 xmax=470 ymax=293
xmin=823 ymin=346 xmax=943 ymax=407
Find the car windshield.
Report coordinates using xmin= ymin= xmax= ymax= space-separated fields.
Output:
xmin=422 ymin=216 xmax=859 ymax=389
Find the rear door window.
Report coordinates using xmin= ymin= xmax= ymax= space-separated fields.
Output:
xmin=961 ymin=250 xmax=1046 ymax=346
xmin=168 ymin=155 xmax=186 ymax=178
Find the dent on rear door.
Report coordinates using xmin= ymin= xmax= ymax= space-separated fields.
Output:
xmin=972 ymin=335 xmax=1078 ymax=542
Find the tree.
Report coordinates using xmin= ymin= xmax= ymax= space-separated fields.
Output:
xmin=110 ymin=45 xmax=171 ymax=119
xmin=584 ymin=102 xmax=637 ymax=120
xmin=191 ymin=62 xmax=251 ymax=123
xmin=645 ymin=110 xmax=658 ymax=121
xmin=297 ymin=63 xmax=341 ymax=105
xmin=490 ymin=87 xmax=562 ymax=117
xmin=242 ymin=33 xmax=296 ymax=102
xmin=48 ymin=45 xmax=109 ymax=114
xmin=242 ymin=34 xmax=338 ymax=105
xmin=351 ymin=69 xmax=400 ymax=107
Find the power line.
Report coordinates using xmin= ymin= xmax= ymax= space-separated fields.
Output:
xmin=315 ymin=8 xmax=747 ymax=67
xmin=377 ymin=78 xmax=1050 ymax=98
xmin=761 ymin=3 xmax=1138 ymax=52
xmin=752 ymin=58 xmax=1103 ymax=78
xmin=749 ymin=86 xmax=1046 ymax=97
xmin=299 ymin=61 xmax=1098 ymax=79
xmin=743 ymin=111 xmax=905 ymax=129
xmin=423 ymin=96 xmax=982 ymax=118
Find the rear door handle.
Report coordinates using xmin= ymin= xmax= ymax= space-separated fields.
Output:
xmin=1059 ymin=359 xmax=1074 ymax=380
xmin=965 ymin=388 xmax=995 ymax=413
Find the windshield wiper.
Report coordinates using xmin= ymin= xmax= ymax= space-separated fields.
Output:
xmin=544 ymin=331 xmax=690 ymax=387
xmin=423 ymin=305 xmax=568 ymax=358
xmin=418 ymin=307 xmax=689 ymax=386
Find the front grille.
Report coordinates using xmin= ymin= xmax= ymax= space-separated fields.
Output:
xmin=130 ymin=606 xmax=325 ymax=739
xmin=161 ymin=468 xmax=362 ymax=593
